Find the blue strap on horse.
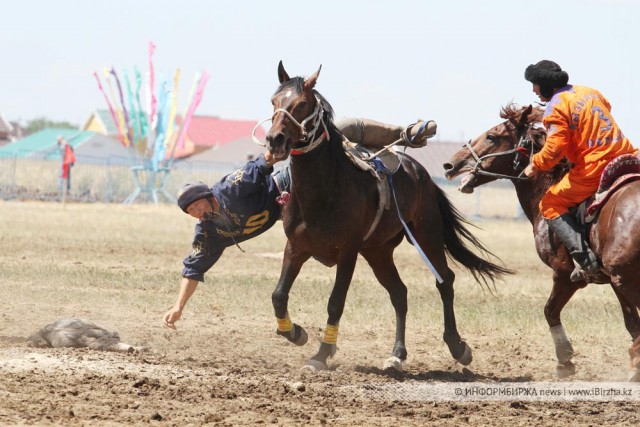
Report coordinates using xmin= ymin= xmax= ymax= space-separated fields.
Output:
xmin=372 ymin=157 xmax=445 ymax=284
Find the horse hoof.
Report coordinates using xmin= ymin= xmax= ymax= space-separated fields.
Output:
xmin=628 ymin=370 xmax=640 ymax=382
xmin=301 ymin=359 xmax=327 ymax=372
xmin=293 ymin=325 xmax=308 ymax=346
xmin=383 ymin=356 xmax=403 ymax=371
xmin=456 ymin=343 xmax=473 ymax=366
xmin=556 ymin=361 xmax=576 ymax=378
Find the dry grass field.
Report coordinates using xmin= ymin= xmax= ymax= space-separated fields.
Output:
xmin=1 ymin=200 xmax=639 ymax=425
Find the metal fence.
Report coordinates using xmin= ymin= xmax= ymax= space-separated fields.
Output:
xmin=0 ymin=154 xmax=524 ymax=219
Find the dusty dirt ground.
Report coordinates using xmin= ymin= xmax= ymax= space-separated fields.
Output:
xmin=2 ymin=322 xmax=640 ymax=426
xmin=2 ymin=202 xmax=640 ymax=425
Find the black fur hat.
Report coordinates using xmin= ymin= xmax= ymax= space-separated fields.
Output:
xmin=177 ymin=181 xmax=213 ymax=212
xmin=524 ymin=60 xmax=569 ymax=98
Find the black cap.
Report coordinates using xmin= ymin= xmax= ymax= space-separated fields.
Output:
xmin=177 ymin=182 xmax=213 ymax=213
xmin=524 ymin=60 xmax=569 ymax=98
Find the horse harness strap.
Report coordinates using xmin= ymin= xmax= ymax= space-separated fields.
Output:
xmin=340 ymin=140 xmax=393 ymax=242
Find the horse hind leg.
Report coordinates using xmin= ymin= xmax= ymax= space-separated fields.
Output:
xmin=361 ymin=246 xmax=408 ymax=371
xmin=629 ymin=335 xmax=640 ymax=382
xmin=437 ymin=268 xmax=473 ymax=365
xmin=607 ymin=271 xmax=640 ymax=381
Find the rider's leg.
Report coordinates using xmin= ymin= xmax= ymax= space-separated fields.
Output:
xmin=546 ymin=213 xmax=600 ymax=281
xmin=541 ymin=174 xmax=601 ymax=282
xmin=335 ymin=117 xmax=436 ymax=148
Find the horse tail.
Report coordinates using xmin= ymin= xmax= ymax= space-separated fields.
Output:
xmin=435 ymin=185 xmax=514 ymax=286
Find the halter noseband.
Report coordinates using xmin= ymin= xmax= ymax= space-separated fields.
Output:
xmin=463 ymin=124 xmax=535 ymax=181
xmin=252 ymin=95 xmax=330 ymax=154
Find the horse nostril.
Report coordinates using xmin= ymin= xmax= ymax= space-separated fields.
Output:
xmin=443 ymin=162 xmax=453 ymax=171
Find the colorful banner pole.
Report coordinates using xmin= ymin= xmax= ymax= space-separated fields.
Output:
xmin=93 ymin=71 xmax=125 ymax=146
xmin=168 ymin=70 xmax=200 ymax=160
xmin=110 ymin=67 xmax=134 ymax=146
xmin=124 ymin=69 xmax=140 ymax=145
xmin=134 ymin=66 xmax=148 ymax=141
xmin=103 ymin=68 xmax=131 ymax=147
xmin=148 ymin=41 xmax=157 ymax=132
xmin=174 ymin=70 xmax=209 ymax=152
xmin=163 ymin=68 xmax=181 ymax=162
xmin=152 ymin=79 xmax=171 ymax=171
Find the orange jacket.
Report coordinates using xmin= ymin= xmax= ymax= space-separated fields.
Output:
xmin=62 ymin=144 xmax=76 ymax=166
xmin=532 ymin=85 xmax=637 ymax=182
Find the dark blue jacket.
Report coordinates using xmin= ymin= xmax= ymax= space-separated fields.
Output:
xmin=182 ymin=155 xmax=281 ymax=281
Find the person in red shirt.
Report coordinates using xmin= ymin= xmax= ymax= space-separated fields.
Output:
xmin=57 ymin=135 xmax=76 ymax=198
xmin=523 ymin=60 xmax=638 ymax=282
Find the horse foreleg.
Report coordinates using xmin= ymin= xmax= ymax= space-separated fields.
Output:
xmin=361 ymin=247 xmax=408 ymax=371
xmin=436 ymin=268 xmax=472 ymax=365
xmin=272 ymin=240 xmax=311 ymax=346
xmin=303 ymin=251 xmax=359 ymax=372
xmin=545 ymin=273 xmax=584 ymax=377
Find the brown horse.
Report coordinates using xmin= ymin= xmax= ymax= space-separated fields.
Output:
xmin=443 ymin=104 xmax=640 ymax=379
xmin=265 ymin=61 xmax=511 ymax=371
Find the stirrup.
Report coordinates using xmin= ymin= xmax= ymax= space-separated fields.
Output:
xmin=569 ymin=258 xmax=605 ymax=283
xmin=401 ymin=120 xmax=435 ymax=148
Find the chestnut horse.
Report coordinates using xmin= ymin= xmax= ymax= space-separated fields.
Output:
xmin=443 ymin=104 xmax=640 ymax=379
xmin=265 ymin=61 xmax=511 ymax=371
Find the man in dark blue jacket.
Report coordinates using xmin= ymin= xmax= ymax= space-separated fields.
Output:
xmin=163 ymin=118 xmax=435 ymax=329
xmin=163 ymin=150 xmax=286 ymax=329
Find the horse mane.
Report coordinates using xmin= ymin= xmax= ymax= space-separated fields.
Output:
xmin=500 ymin=103 xmax=569 ymax=183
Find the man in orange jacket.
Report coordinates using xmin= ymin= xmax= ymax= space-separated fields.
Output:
xmin=523 ymin=60 xmax=638 ymax=282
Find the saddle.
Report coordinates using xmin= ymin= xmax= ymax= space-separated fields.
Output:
xmin=584 ymin=154 xmax=640 ymax=223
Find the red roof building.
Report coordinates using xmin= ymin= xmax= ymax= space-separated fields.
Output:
xmin=170 ymin=115 xmax=266 ymax=160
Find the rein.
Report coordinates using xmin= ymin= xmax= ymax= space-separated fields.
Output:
xmin=463 ymin=126 xmax=536 ymax=181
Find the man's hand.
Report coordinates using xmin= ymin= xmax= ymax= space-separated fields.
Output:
xmin=264 ymin=150 xmax=285 ymax=167
xmin=163 ymin=307 xmax=182 ymax=330
xmin=524 ymin=162 xmax=538 ymax=178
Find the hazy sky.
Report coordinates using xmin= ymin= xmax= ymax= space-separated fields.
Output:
xmin=2 ymin=0 xmax=639 ymax=142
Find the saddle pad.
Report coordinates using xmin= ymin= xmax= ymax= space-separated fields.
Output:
xmin=597 ymin=154 xmax=640 ymax=193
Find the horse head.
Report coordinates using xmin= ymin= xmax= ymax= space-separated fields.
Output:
xmin=266 ymin=61 xmax=333 ymax=158
xmin=443 ymin=104 xmax=544 ymax=193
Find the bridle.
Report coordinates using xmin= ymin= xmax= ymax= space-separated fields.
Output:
xmin=463 ymin=123 xmax=537 ymax=181
xmin=252 ymin=94 xmax=330 ymax=155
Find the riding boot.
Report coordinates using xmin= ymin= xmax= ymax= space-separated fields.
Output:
xmin=402 ymin=120 xmax=437 ymax=148
xmin=547 ymin=213 xmax=601 ymax=282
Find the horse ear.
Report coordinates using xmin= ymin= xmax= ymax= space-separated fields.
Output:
xmin=518 ymin=104 xmax=533 ymax=127
xmin=304 ymin=64 xmax=322 ymax=90
xmin=278 ymin=60 xmax=290 ymax=84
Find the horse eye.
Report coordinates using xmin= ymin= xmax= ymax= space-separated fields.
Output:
xmin=486 ymin=134 xmax=499 ymax=143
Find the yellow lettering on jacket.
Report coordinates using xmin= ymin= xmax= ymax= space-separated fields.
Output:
xmin=244 ymin=211 xmax=269 ymax=234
